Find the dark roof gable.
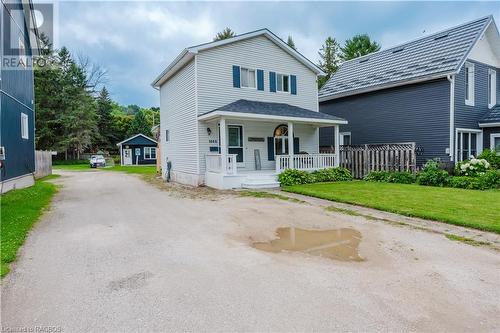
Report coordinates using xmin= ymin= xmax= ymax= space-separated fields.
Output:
xmin=319 ymin=16 xmax=494 ymax=101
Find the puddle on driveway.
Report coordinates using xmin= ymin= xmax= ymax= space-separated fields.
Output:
xmin=253 ymin=227 xmax=363 ymax=261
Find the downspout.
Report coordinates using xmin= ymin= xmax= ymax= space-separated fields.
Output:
xmin=447 ymin=74 xmax=455 ymax=162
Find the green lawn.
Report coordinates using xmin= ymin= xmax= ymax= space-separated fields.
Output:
xmin=0 ymin=176 xmax=59 ymax=277
xmin=284 ymin=181 xmax=500 ymax=233
xmin=54 ymin=164 xmax=157 ymax=175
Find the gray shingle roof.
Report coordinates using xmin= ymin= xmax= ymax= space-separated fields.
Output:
xmin=319 ymin=16 xmax=493 ymax=100
xmin=201 ymin=99 xmax=346 ymax=122
xmin=479 ymin=105 xmax=500 ymax=124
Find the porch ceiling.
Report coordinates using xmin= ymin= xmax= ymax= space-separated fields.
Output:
xmin=198 ymin=99 xmax=347 ymax=127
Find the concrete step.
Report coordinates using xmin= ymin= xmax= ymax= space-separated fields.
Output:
xmin=241 ymin=181 xmax=281 ymax=189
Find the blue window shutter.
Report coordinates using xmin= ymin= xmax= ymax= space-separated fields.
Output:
xmin=267 ymin=137 xmax=275 ymax=161
xmin=291 ymin=75 xmax=297 ymax=95
xmin=257 ymin=69 xmax=264 ymax=91
xmin=269 ymin=72 xmax=276 ymax=92
xmin=232 ymin=65 xmax=240 ymax=88
xmin=293 ymin=137 xmax=300 ymax=154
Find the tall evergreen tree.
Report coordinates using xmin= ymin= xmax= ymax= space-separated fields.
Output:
xmin=213 ymin=27 xmax=236 ymax=41
xmin=286 ymin=36 xmax=296 ymax=50
xmin=340 ymin=34 xmax=381 ymax=61
xmin=317 ymin=37 xmax=341 ymax=88
xmin=128 ymin=110 xmax=152 ymax=137
xmin=96 ymin=87 xmax=115 ymax=149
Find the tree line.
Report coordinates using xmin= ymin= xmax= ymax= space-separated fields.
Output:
xmin=215 ymin=28 xmax=381 ymax=88
xmin=34 ymin=36 xmax=158 ymax=159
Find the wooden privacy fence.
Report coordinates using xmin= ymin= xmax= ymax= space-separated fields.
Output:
xmin=338 ymin=143 xmax=416 ymax=179
xmin=35 ymin=150 xmax=53 ymax=179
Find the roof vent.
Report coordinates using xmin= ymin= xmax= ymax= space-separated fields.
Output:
xmin=359 ymin=58 xmax=369 ymax=63
xmin=434 ymin=33 xmax=449 ymax=41
xmin=392 ymin=47 xmax=404 ymax=53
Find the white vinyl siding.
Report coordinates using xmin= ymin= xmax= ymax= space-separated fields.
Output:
xmin=196 ymin=35 xmax=319 ymax=171
xmin=160 ymin=60 xmax=198 ymax=175
xmin=21 ymin=112 xmax=28 ymax=139
xmin=488 ymin=69 xmax=496 ymax=108
xmin=464 ymin=62 xmax=474 ymax=106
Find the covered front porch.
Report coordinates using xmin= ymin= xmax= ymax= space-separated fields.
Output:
xmin=198 ymin=99 xmax=347 ymax=189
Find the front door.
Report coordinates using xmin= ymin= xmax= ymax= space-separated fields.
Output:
xmin=274 ymin=136 xmax=289 ymax=156
xmin=123 ymin=148 xmax=132 ymax=165
xmin=227 ymin=125 xmax=244 ymax=164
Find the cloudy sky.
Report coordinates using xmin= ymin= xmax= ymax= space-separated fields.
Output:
xmin=55 ymin=1 xmax=499 ymax=107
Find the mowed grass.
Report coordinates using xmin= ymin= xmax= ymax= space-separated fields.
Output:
xmin=1 ymin=176 xmax=59 ymax=277
xmin=284 ymin=181 xmax=500 ymax=233
xmin=54 ymin=164 xmax=157 ymax=175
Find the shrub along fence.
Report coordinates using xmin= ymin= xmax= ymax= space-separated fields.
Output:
xmin=336 ymin=143 xmax=417 ymax=179
xmin=34 ymin=150 xmax=53 ymax=179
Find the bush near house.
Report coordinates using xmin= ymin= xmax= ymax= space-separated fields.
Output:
xmin=478 ymin=149 xmax=500 ymax=169
xmin=278 ymin=167 xmax=352 ymax=186
xmin=363 ymin=158 xmax=500 ymax=190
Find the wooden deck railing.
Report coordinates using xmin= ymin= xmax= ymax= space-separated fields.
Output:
xmin=206 ymin=154 xmax=238 ymax=175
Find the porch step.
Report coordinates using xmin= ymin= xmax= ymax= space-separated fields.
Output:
xmin=241 ymin=181 xmax=281 ymax=189
xmin=241 ymin=173 xmax=280 ymax=189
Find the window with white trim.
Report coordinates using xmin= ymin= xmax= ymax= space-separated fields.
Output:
xmin=456 ymin=129 xmax=482 ymax=162
xmin=491 ymin=134 xmax=500 ymax=152
xmin=21 ymin=113 xmax=28 ymax=139
xmin=276 ymin=73 xmax=290 ymax=92
xmin=464 ymin=62 xmax=474 ymax=106
xmin=340 ymin=132 xmax=351 ymax=145
xmin=144 ymin=147 xmax=156 ymax=159
xmin=240 ymin=68 xmax=256 ymax=88
xmin=488 ymin=69 xmax=496 ymax=108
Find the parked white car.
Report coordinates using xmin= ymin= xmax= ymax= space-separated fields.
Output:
xmin=90 ymin=155 xmax=106 ymax=168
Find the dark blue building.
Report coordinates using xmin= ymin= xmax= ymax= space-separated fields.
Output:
xmin=116 ymin=134 xmax=158 ymax=166
xmin=319 ymin=16 xmax=500 ymax=166
xmin=1 ymin=0 xmax=39 ymax=193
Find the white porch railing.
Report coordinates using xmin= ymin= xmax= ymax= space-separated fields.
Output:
xmin=206 ymin=153 xmax=238 ymax=175
xmin=276 ymin=154 xmax=337 ymax=173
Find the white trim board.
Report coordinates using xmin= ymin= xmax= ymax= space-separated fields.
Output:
xmin=198 ymin=111 xmax=347 ymax=126
xmin=116 ymin=133 xmax=158 ymax=146
xmin=479 ymin=122 xmax=500 ymax=128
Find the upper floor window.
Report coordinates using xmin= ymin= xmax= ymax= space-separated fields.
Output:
xmin=488 ymin=69 xmax=497 ymax=108
xmin=276 ymin=73 xmax=290 ymax=93
xmin=464 ymin=62 xmax=474 ymax=106
xmin=240 ymin=68 xmax=256 ymax=88
xmin=21 ymin=113 xmax=28 ymax=139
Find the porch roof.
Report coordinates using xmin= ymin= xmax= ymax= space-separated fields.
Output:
xmin=479 ymin=105 xmax=500 ymax=127
xmin=198 ymin=99 xmax=347 ymax=125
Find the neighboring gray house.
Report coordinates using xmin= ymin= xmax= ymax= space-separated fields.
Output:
xmin=319 ymin=16 xmax=500 ymax=166
xmin=152 ymin=29 xmax=346 ymax=189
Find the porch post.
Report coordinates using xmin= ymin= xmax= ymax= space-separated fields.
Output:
xmin=334 ymin=125 xmax=340 ymax=167
xmin=220 ymin=117 xmax=227 ymax=173
xmin=288 ymin=122 xmax=294 ymax=169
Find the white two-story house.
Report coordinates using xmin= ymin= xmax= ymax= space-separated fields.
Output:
xmin=152 ymin=29 xmax=347 ymax=189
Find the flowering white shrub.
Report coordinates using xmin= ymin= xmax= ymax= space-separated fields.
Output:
xmin=457 ymin=157 xmax=490 ymax=176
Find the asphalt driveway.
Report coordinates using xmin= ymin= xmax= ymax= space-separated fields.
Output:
xmin=1 ymin=170 xmax=499 ymax=332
